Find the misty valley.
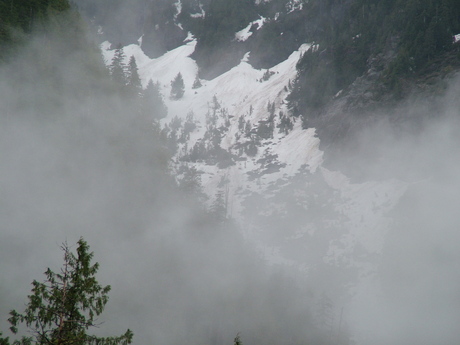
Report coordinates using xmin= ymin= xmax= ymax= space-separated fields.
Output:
xmin=1 ymin=1 xmax=460 ymax=345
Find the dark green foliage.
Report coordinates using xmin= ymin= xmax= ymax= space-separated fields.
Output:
xmin=170 ymin=72 xmax=185 ymax=100
xmin=187 ymin=0 xmax=258 ymax=78
xmin=4 ymin=238 xmax=133 ymax=345
xmin=256 ymin=114 xmax=275 ymax=140
xmin=0 ymin=331 xmax=10 ymax=345
xmin=110 ymin=44 xmax=127 ymax=86
xmin=247 ymin=7 xmax=314 ymax=69
xmin=177 ymin=164 xmax=208 ymax=203
xmin=234 ymin=333 xmax=242 ymax=345
xmin=277 ymin=112 xmax=294 ymax=135
xmin=126 ymin=55 xmax=142 ymax=96
xmin=180 ymin=111 xmax=197 ymax=142
xmin=0 ymin=0 xmax=72 ymax=61
xmin=287 ymin=0 xmax=460 ymax=117
xmin=142 ymin=80 xmax=168 ymax=120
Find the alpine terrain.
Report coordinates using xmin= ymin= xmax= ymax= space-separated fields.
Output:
xmin=2 ymin=1 xmax=460 ymax=345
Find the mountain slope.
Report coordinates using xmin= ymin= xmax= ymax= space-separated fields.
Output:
xmin=101 ymin=36 xmax=408 ymax=293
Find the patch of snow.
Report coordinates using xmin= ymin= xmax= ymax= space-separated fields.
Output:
xmin=286 ymin=0 xmax=303 ymax=13
xmin=454 ymin=34 xmax=460 ymax=43
xmin=321 ymin=167 xmax=407 ymax=255
xmin=241 ymin=52 xmax=250 ymax=63
xmin=235 ymin=17 xmax=266 ymax=42
xmin=190 ymin=3 xmax=205 ymax=18
xmin=173 ymin=0 xmax=182 ymax=19
xmin=183 ymin=32 xmax=194 ymax=43
xmin=99 ymin=39 xmax=407 ymax=288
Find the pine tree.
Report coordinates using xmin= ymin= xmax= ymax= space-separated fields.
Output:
xmin=234 ymin=334 xmax=242 ymax=345
xmin=170 ymin=72 xmax=185 ymax=100
xmin=1 ymin=238 xmax=133 ymax=345
xmin=177 ymin=164 xmax=208 ymax=203
xmin=182 ymin=111 xmax=197 ymax=141
xmin=210 ymin=189 xmax=227 ymax=222
xmin=127 ymin=55 xmax=142 ymax=97
xmin=0 ymin=331 xmax=9 ymax=345
xmin=192 ymin=75 xmax=202 ymax=89
xmin=142 ymin=79 xmax=168 ymax=120
xmin=110 ymin=44 xmax=127 ymax=86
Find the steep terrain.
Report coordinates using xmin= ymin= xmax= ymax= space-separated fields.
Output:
xmin=94 ymin=1 xmax=460 ymax=342
xmin=100 ymin=31 xmax=409 ymax=328
xmin=3 ymin=0 xmax=460 ymax=344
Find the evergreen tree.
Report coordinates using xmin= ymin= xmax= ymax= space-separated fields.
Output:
xmin=210 ymin=189 xmax=227 ymax=223
xmin=170 ymin=72 xmax=185 ymax=100
xmin=0 ymin=0 xmax=71 ymax=60
xmin=238 ymin=115 xmax=245 ymax=132
xmin=211 ymin=95 xmax=220 ymax=111
xmin=192 ymin=75 xmax=202 ymax=89
xmin=177 ymin=164 xmax=207 ymax=203
xmin=110 ymin=44 xmax=127 ymax=86
xmin=1 ymin=238 xmax=133 ymax=345
xmin=126 ymin=55 xmax=142 ymax=97
xmin=234 ymin=334 xmax=242 ymax=345
xmin=181 ymin=111 xmax=197 ymax=141
xmin=142 ymin=79 xmax=168 ymax=120
xmin=0 ymin=331 xmax=9 ymax=345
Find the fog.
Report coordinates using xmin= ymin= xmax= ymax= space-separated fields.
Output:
xmin=0 ymin=18 xmax=317 ymax=345
xmin=2 ymin=12 xmax=460 ymax=345
xmin=335 ymin=78 xmax=460 ymax=344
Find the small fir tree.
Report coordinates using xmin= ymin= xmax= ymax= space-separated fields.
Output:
xmin=170 ymin=72 xmax=185 ymax=100
xmin=110 ymin=44 xmax=127 ymax=86
xmin=127 ymin=55 xmax=142 ymax=97
xmin=234 ymin=334 xmax=242 ymax=345
xmin=2 ymin=238 xmax=133 ymax=345
xmin=142 ymin=79 xmax=168 ymax=120
xmin=192 ymin=75 xmax=202 ymax=89
xmin=210 ymin=189 xmax=227 ymax=223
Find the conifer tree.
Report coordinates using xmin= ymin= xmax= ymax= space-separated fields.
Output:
xmin=234 ymin=334 xmax=242 ymax=345
xmin=192 ymin=75 xmax=202 ymax=89
xmin=210 ymin=189 xmax=227 ymax=222
xmin=127 ymin=55 xmax=142 ymax=97
xmin=110 ymin=44 xmax=127 ymax=86
xmin=142 ymin=79 xmax=168 ymax=120
xmin=177 ymin=164 xmax=208 ymax=203
xmin=1 ymin=238 xmax=133 ymax=345
xmin=170 ymin=72 xmax=185 ymax=100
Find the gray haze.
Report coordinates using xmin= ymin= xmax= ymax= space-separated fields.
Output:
xmin=2 ymin=14 xmax=460 ymax=345
xmin=0 ymin=20 xmax=317 ymax=345
xmin=339 ymin=77 xmax=460 ymax=344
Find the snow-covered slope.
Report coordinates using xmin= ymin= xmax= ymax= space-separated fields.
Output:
xmin=101 ymin=36 xmax=407 ymax=303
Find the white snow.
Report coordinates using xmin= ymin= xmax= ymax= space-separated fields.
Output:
xmin=286 ymin=0 xmax=303 ymax=13
xmin=173 ymin=0 xmax=182 ymax=19
xmin=99 ymin=32 xmax=414 ymax=345
xmin=100 ymin=37 xmax=407 ymax=281
xmin=235 ymin=17 xmax=266 ymax=42
xmin=454 ymin=33 xmax=460 ymax=43
xmin=190 ymin=3 xmax=205 ymax=18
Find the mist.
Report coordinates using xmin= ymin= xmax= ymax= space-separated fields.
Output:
xmin=331 ymin=76 xmax=460 ymax=344
xmin=2 ymin=8 xmax=460 ymax=345
xmin=0 ymin=15 xmax=317 ymax=345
